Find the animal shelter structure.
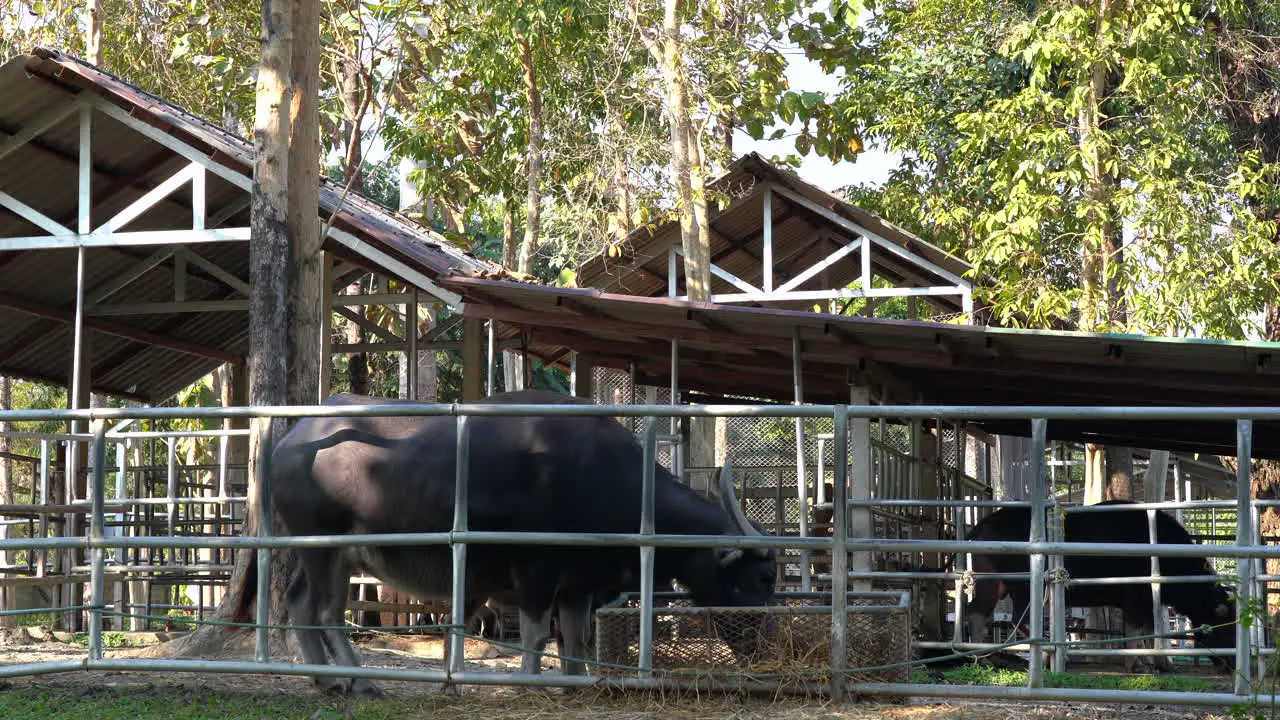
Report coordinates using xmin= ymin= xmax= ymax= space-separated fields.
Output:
xmin=1 ymin=48 xmax=1279 ymax=704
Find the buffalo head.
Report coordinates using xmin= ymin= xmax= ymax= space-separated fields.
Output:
xmin=1194 ymin=595 xmax=1238 ymax=673
xmin=684 ymin=461 xmax=778 ymax=663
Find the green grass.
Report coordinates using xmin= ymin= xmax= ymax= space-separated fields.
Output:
xmin=13 ymin=612 xmax=53 ymax=628
xmin=938 ymin=663 xmax=1218 ymax=692
xmin=0 ymin=685 xmax=430 ymax=720
xmin=67 ymin=632 xmax=129 ymax=648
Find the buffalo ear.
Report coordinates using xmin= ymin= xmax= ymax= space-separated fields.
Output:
xmin=717 ymin=548 xmax=745 ymax=567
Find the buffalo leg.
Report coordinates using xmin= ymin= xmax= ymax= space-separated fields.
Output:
xmin=966 ymin=579 xmax=1001 ymax=644
xmin=1121 ymin=609 xmax=1167 ymax=674
xmin=285 ymin=557 xmax=330 ymax=671
xmin=289 ymin=549 xmax=380 ymax=697
xmin=556 ymin=593 xmax=594 ymax=677
xmin=517 ymin=606 xmax=553 ymax=676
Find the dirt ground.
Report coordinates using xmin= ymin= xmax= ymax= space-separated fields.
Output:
xmin=0 ymin=631 xmax=1253 ymax=719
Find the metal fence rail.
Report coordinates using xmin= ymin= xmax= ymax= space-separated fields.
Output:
xmin=0 ymin=401 xmax=1272 ymax=708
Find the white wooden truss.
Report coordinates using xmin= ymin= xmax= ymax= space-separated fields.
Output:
xmin=667 ymin=182 xmax=974 ymax=319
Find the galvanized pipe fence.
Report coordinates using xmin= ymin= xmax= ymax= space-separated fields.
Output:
xmin=0 ymin=421 xmax=250 ymax=633
xmin=0 ymin=401 xmax=1275 ymax=708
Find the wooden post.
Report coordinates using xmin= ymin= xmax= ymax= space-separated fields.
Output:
xmin=319 ymin=252 xmax=334 ymax=400
xmin=462 ymin=317 xmax=485 ymax=402
xmin=571 ymin=353 xmax=594 ymax=399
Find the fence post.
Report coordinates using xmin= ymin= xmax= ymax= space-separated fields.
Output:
xmin=830 ymin=404 xmax=849 ymax=701
xmin=638 ymin=417 xmax=659 ymax=677
xmin=1235 ymin=419 xmax=1254 ymax=695
xmin=449 ymin=414 xmax=470 ymax=678
xmin=1027 ymin=418 xmax=1048 ymax=688
xmin=87 ymin=419 xmax=107 ymax=661
xmin=252 ymin=418 xmax=273 ymax=663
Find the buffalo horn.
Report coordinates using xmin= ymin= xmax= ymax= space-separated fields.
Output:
xmin=718 ymin=459 xmax=762 ymax=537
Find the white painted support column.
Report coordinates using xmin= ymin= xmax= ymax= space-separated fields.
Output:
xmin=408 ymin=290 xmax=419 ymax=399
xmin=849 ymin=385 xmax=873 ymax=591
xmin=670 ymin=339 xmax=682 ymax=481
xmin=791 ymin=326 xmax=810 ymax=591
xmin=486 ymin=320 xmax=497 ymax=397
xmin=762 ymin=186 xmax=774 ymax=292
xmin=64 ymin=104 xmax=93 ymax=631
xmin=1145 ymin=449 xmax=1171 ymax=663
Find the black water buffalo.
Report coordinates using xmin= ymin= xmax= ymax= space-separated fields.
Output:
xmin=270 ymin=390 xmax=777 ymax=697
xmin=964 ymin=501 xmax=1236 ymax=673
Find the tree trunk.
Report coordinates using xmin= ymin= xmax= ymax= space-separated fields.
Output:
xmin=611 ymin=115 xmax=634 ymax=245
xmin=516 ymin=31 xmax=543 ymax=276
xmin=85 ymin=0 xmax=103 ymax=65
xmin=335 ymin=47 xmax=369 ymax=397
xmin=345 ymin=280 xmax=368 ymax=395
xmin=502 ymin=195 xmax=518 ymax=269
xmin=1077 ymin=0 xmax=1114 ymax=332
xmin=286 ymin=0 xmax=323 ymax=410
xmin=1105 ymin=446 xmax=1134 ymax=501
xmin=659 ymin=0 xmax=711 ymax=301
xmin=144 ymin=0 xmax=321 ymax=660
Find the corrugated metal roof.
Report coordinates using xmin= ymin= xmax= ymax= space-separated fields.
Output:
xmin=0 ymin=48 xmax=508 ymax=402
xmin=448 ymin=276 xmax=1280 ymax=460
xmin=576 ymin=152 xmax=974 ymax=318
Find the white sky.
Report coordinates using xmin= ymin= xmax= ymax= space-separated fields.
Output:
xmin=733 ymin=48 xmax=900 ymax=192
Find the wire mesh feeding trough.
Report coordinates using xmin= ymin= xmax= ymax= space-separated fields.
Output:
xmin=594 ymin=590 xmax=913 ymax=685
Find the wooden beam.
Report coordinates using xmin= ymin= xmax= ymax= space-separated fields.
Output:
xmin=333 ymin=305 xmax=400 ymax=344
xmin=462 ymin=317 xmax=484 ymax=401
xmin=0 ymin=290 xmax=242 ymax=363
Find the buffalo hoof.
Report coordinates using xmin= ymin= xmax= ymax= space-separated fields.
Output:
xmin=319 ymin=677 xmax=384 ymax=699
xmin=1123 ymin=659 xmax=1158 ymax=675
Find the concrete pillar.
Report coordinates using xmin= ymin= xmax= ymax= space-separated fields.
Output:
xmin=1145 ymin=450 xmax=1170 ymax=503
xmin=849 ymin=385 xmax=873 ymax=591
xmin=914 ymin=418 xmax=945 ymax=637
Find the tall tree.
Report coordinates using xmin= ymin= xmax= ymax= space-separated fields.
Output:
xmin=797 ymin=0 xmax=1280 ymax=338
xmin=1213 ymin=1 xmax=1280 ymax=616
xmin=142 ymin=0 xmax=323 ymax=659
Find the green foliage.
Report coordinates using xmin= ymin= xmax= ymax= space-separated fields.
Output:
xmin=940 ymin=663 xmax=1216 ymax=691
xmin=326 ymin=157 xmax=401 ymax=211
xmin=1 ymin=0 xmax=259 ymax=133
xmin=69 ymin=631 xmax=129 ymax=648
xmin=795 ymin=0 xmax=1280 ymax=338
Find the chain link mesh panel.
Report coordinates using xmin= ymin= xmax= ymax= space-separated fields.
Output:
xmin=591 ymin=366 xmax=674 ymax=470
xmin=594 ymin=591 xmax=912 ymax=684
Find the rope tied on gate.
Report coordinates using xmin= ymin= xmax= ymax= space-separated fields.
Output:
xmin=1047 ymin=566 xmax=1070 ymax=584
xmin=960 ymin=569 xmax=976 ymax=593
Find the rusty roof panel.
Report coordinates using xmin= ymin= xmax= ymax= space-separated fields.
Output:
xmin=448 ymin=276 xmax=1280 ymax=459
xmin=0 ymin=47 xmax=509 ymax=402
